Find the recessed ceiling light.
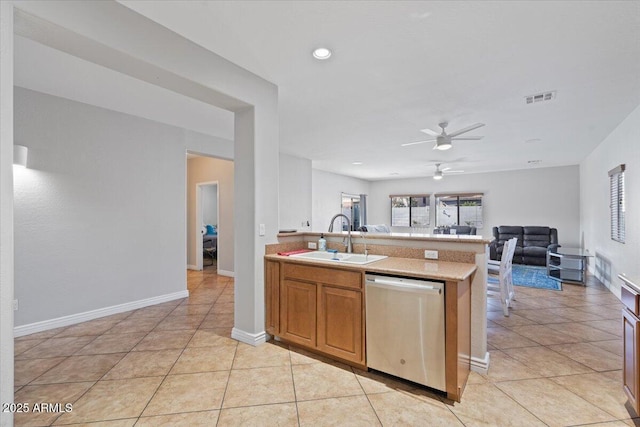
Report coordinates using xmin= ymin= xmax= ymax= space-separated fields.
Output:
xmin=312 ymin=47 xmax=332 ymax=60
xmin=525 ymin=138 xmax=541 ymax=144
xmin=352 ymin=161 xmax=363 ymax=165
xmin=528 ymin=160 xmax=542 ymax=165
xmin=389 ymin=172 xmax=400 ymax=176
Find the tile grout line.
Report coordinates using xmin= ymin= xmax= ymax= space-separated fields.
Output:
xmin=287 ymin=345 xmax=302 ymax=427
xmin=351 ymin=366 xmax=385 ymax=426
xmin=214 ymin=339 xmax=239 ymax=426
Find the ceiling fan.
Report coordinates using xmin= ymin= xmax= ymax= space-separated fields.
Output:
xmin=433 ymin=163 xmax=464 ymax=180
xmin=402 ymin=122 xmax=485 ymax=150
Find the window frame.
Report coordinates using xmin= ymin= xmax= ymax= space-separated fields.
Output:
xmin=609 ymin=164 xmax=625 ymax=243
xmin=389 ymin=194 xmax=430 ymax=228
xmin=434 ymin=193 xmax=484 ymax=229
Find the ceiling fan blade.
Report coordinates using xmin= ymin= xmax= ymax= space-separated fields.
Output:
xmin=401 ymin=139 xmax=434 ymax=147
xmin=445 ymin=170 xmax=464 ymax=174
xmin=451 ymin=136 xmax=483 ymax=141
xmin=419 ymin=128 xmax=441 ymax=137
xmin=448 ymin=123 xmax=485 ymax=137
xmin=441 ymin=167 xmax=451 ymax=171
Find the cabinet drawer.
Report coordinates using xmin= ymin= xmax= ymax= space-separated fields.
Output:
xmin=283 ymin=263 xmax=362 ymax=290
xmin=622 ymin=283 xmax=640 ymax=316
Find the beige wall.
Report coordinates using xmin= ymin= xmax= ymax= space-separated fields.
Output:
xmin=187 ymin=157 xmax=235 ymax=275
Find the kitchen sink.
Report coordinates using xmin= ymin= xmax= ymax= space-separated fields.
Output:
xmin=289 ymin=250 xmax=387 ymax=265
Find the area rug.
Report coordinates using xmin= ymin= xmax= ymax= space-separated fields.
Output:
xmin=511 ymin=264 xmax=562 ymax=291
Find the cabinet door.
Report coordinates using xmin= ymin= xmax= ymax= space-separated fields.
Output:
xmin=317 ymin=285 xmax=363 ymax=364
xmin=265 ymin=260 xmax=280 ymax=335
xmin=623 ymin=308 xmax=640 ymax=415
xmin=280 ymin=279 xmax=317 ymax=347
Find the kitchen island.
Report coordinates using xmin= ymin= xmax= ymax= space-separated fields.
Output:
xmin=268 ymin=231 xmax=491 ymax=373
xmin=264 ymin=243 xmax=478 ymax=402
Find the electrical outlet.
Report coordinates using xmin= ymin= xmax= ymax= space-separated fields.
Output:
xmin=308 ymin=242 xmax=317 ymax=249
xmin=13 ymin=299 xmax=18 ymax=311
xmin=424 ymin=250 xmax=438 ymax=260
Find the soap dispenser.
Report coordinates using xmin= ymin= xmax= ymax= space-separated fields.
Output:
xmin=318 ymin=234 xmax=327 ymax=251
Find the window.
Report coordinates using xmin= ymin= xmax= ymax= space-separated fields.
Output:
xmin=435 ymin=193 xmax=483 ymax=228
xmin=609 ymin=164 xmax=625 ymax=243
xmin=390 ymin=195 xmax=430 ymax=227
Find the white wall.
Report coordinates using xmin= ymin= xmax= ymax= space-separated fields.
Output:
xmin=279 ymin=153 xmax=312 ymax=231
xmin=580 ymin=103 xmax=640 ymax=294
xmin=186 ymin=157 xmax=234 ymax=274
xmin=202 ymin=185 xmax=218 ymax=226
xmin=0 ymin=2 xmax=15 ymax=424
xmin=312 ymin=169 xmax=371 ymax=232
xmin=13 ymin=88 xmax=191 ymax=326
xmin=368 ymin=165 xmax=581 ymax=246
xmin=13 ymin=0 xmax=279 ymax=346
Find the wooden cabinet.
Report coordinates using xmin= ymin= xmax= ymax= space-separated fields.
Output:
xmin=264 ymin=259 xmax=365 ymax=367
xmin=265 ymin=260 xmax=280 ymax=335
xmin=620 ymin=274 xmax=640 ymax=416
xmin=317 ymin=285 xmax=363 ymax=363
xmin=445 ymin=277 xmax=472 ymax=402
xmin=623 ymin=308 xmax=639 ymax=413
xmin=280 ymin=279 xmax=317 ymax=347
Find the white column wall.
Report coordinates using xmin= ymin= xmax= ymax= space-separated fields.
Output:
xmin=0 ymin=2 xmax=15 ymax=424
xmin=279 ymin=153 xmax=312 ymax=231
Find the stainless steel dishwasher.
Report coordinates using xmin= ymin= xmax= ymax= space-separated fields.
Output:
xmin=365 ymin=273 xmax=446 ymax=391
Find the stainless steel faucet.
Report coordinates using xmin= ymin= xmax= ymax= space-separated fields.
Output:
xmin=361 ymin=230 xmax=368 ymax=260
xmin=328 ymin=213 xmax=353 ymax=253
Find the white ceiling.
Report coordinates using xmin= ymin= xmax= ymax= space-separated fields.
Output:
xmin=15 ymin=1 xmax=640 ymax=181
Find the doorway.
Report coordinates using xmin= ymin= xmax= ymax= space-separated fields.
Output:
xmin=341 ymin=193 xmax=367 ymax=231
xmin=196 ymin=181 xmax=219 ymax=271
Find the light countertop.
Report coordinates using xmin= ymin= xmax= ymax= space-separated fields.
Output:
xmin=265 ymin=253 xmax=477 ymax=282
xmin=620 ymin=274 xmax=640 ymax=293
xmin=277 ymin=231 xmax=492 ymax=244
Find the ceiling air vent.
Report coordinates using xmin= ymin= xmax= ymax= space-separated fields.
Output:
xmin=525 ymin=91 xmax=556 ymax=105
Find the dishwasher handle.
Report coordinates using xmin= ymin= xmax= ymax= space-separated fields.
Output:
xmin=365 ymin=277 xmax=442 ymax=294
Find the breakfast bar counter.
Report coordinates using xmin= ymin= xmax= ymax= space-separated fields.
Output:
xmin=264 ymin=252 xmax=477 ymax=282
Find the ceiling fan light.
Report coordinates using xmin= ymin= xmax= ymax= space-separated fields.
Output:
xmin=434 ymin=136 xmax=452 ymax=150
xmin=433 ymin=170 xmax=443 ymax=180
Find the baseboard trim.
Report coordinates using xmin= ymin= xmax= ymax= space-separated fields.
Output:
xmin=218 ymin=269 xmax=235 ymax=278
xmin=187 ymin=264 xmax=200 ymax=271
xmin=470 ymin=352 xmax=490 ymax=374
xmin=14 ymin=290 xmax=189 ymax=338
xmin=231 ymin=327 xmax=267 ymax=346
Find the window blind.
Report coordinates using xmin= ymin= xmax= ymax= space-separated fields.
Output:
xmin=609 ymin=164 xmax=625 ymax=243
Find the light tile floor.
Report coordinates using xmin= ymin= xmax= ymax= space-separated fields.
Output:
xmin=13 ymin=268 xmax=638 ymax=426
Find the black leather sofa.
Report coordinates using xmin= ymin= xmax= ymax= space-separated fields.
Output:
xmin=489 ymin=226 xmax=559 ymax=266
